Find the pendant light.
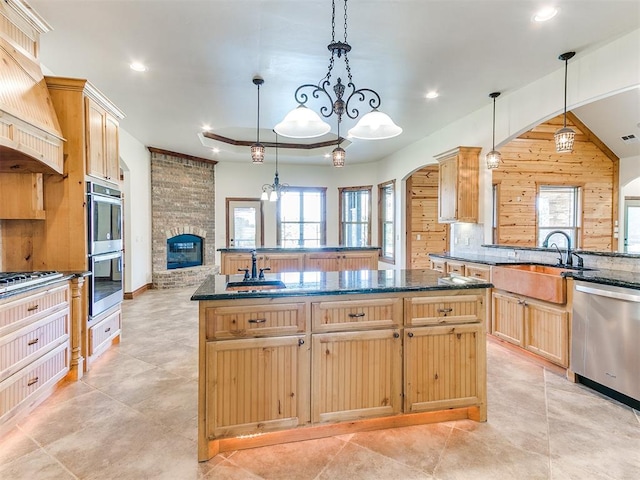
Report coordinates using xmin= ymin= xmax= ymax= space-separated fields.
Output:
xmin=332 ymin=121 xmax=345 ymax=167
xmin=261 ymin=132 xmax=288 ymax=201
xmin=486 ymin=92 xmax=501 ymax=169
xmin=555 ymin=51 xmax=576 ymax=153
xmin=251 ymin=76 xmax=265 ymax=164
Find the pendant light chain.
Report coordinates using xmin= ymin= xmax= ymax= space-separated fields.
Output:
xmin=256 ymin=81 xmax=261 ymax=143
xmin=492 ymin=95 xmax=496 ymax=150
xmin=562 ymin=56 xmax=568 ymax=128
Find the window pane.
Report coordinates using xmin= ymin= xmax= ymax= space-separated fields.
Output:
xmin=233 ymin=207 xmax=256 ymax=247
xmin=281 ymin=193 xmax=300 ymax=221
xmin=537 ymin=186 xmax=579 ymax=248
xmin=383 ymin=223 xmax=393 ymax=257
xmin=303 ymin=192 xmax=322 ymax=222
xmin=278 ymin=187 xmax=326 ymax=246
xmin=344 ymin=224 xmax=368 ymax=247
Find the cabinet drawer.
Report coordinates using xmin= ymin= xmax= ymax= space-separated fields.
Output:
xmin=0 ymin=343 xmax=69 ymax=423
xmin=312 ymin=298 xmax=402 ymax=332
xmin=405 ymin=294 xmax=483 ymax=326
xmin=0 ymin=284 xmax=69 ymax=333
xmin=89 ymin=308 xmax=121 ymax=356
xmin=446 ymin=261 xmax=465 ymax=274
xmin=206 ymin=303 xmax=306 ymax=339
xmin=0 ymin=307 xmax=69 ymax=382
xmin=465 ymin=265 xmax=491 ymax=281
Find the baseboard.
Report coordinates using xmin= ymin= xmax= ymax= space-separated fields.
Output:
xmin=124 ymin=283 xmax=152 ymax=299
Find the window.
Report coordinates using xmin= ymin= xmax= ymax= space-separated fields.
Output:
xmin=378 ymin=180 xmax=395 ymax=263
xmin=277 ymin=187 xmax=326 ymax=247
xmin=537 ymin=185 xmax=581 ymax=248
xmin=339 ymin=186 xmax=372 ymax=247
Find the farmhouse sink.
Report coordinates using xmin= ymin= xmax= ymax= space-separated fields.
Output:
xmin=491 ymin=264 xmax=569 ymax=304
xmin=226 ymin=279 xmax=286 ymax=291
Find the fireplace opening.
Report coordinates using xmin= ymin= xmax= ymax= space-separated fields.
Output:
xmin=167 ymin=234 xmax=203 ymax=269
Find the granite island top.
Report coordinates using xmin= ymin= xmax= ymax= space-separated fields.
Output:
xmin=191 ymin=269 xmax=492 ymax=301
xmin=429 ymin=252 xmax=640 ymax=290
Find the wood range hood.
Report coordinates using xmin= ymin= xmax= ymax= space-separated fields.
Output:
xmin=0 ymin=0 xmax=64 ymax=175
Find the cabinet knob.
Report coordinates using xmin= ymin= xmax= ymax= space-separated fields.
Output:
xmin=407 ymin=332 xmax=414 ymax=338
xmin=393 ymin=332 xmax=400 ymax=338
xmin=298 ymin=338 xmax=305 ymax=346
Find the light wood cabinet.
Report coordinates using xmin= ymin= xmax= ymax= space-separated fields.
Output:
xmin=492 ymin=290 xmax=569 ymax=367
xmin=311 ymin=329 xmax=402 ymax=423
xmin=205 ymin=334 xmax=309 ymax=439
xmin=435 ymin=146 xmax=481 ymax=223
xmin=404 ymin=323 xmax=484 ymax=413
xmin=446 ymin=260 xmax=465 ymax=274
xmin=85 ymin=97 xmax=120 ymax=184
xmin=465 ymin=263 xmax=491 ymax=281
xmin=405 ymin=293 xmax=485 ymax=327
xmin=429 ymin=257 xmax=446 ymax=272
xmin=0 ymin=281 xmax=70 ymax=434
xmin=311 ymin=297 xmax=402 ymax=333
xmin=220 ymin=249 xmax=378 ymax=275
xmin=0 ymin=174 xmax=45 ymax=220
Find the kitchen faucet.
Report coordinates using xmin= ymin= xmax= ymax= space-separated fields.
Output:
xmin=542 ymin=230 xmax=572 ymax=266
xmin=237 ymin=250 xmax=261 ymax=280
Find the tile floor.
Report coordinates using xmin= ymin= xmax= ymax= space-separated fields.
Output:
xmin=1 ymin=286 xmax=639 ymax=479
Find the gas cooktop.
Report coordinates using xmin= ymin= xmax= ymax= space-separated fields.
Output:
xmin=0 ymin=271 xmax=64 ymax=294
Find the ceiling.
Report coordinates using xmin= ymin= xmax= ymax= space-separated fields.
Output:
xmin=28 ymin=0 xmax=640 ymax=166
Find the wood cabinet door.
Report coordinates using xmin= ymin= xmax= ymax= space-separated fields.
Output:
xmin=104 ymin=114 xmax=119 ymax=182
xmin=304 ymin=253 xmax=339 ymax=272
xmin=85 ymin=97 xmax=105 ymax=179
xmin=221 ymin=253 xmax=251 ymax=275
xmin=404 ymin=324 xmax=484 ymax=413
xmin=206 ymin=335 xmax=309 ymax=439
xmin=524 ymin=300 xmax=569 ymax=367
xmin=311 ymin=329 xmax=402 ymax=423
xmin=492 ymin=291 xmax=525 ymax=346
xmin=438 ymin=156 xmax=457 ymax=222
xmin=263 ymin=254 xmax=304 ymax=273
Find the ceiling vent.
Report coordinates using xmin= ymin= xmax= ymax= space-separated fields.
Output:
xmin=621 ymin=134 xmax=639 ymax=144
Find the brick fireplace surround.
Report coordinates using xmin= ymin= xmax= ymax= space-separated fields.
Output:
xmin=149 ymin=148 xmax=219 ymax=289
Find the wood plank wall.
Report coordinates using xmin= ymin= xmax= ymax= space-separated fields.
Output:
xmin=406 ymin=165 xmax=448 ymax=269
xmin=492 ymin=113 xmax=617 ymax=250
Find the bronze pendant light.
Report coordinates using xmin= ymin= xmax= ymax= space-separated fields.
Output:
xmin=251 ymin=76 xmax=265 ymax=164
xmin=486 ymin=92 xmax=501 ymax=169
xmin=555 ymin=51 xmax=576 ymax=153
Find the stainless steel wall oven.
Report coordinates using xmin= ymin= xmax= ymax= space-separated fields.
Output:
xmin=87 ymin=182 xmax=124 ymax=320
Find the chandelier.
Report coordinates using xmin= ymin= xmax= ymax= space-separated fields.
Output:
xmin=261 ymin=133 xmax=288 ymax=201
xmin=274 ymin=0 xmax=401 ymax=165
xmin=486 ymin=92 xmax=501 ymax=169
xmin=555 ymin=51 xmax=576 ymax=153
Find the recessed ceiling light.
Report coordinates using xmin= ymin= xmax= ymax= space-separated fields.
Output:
xmin=533 ymin=7 xmax=558 ymax=22
xmin=202 ymin=124 xmax=212 ymax=131
xmin=212 ymin=147 xmax=220 ymax=154
xmin=425 ymin=91 xmax=439 ymax=99
xmin=129 ymin=62 xmax=147 ymax=72
xmin=324 ymin=153 xmax=331 ymax=158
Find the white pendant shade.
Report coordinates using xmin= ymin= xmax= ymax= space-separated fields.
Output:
xmin=347 ymin=109 xmax=402 ymax=140
xmin=274 ymin=105 xmax=331 ymax=139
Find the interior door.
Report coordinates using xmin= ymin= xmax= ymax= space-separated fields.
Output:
xmin=624 ymin=197 xmax=640 ymax=253
xmin=226 ymin=198 xmax=263 ymax=247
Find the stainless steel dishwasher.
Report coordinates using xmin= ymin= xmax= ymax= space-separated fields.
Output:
xmin=572 ymin=281 xmax=640 ymax=403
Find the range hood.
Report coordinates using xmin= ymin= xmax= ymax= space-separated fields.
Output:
xmin=0 ymin=0 xmax=64 ymax=175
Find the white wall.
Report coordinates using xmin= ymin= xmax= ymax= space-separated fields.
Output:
xmin=619 ymin=155 xmax=640 ymax=251
xmin=119 ymin=129 xmax=152 ymax=293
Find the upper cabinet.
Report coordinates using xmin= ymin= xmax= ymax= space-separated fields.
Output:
xmin=86 ymin=97 xmax=120 ymax=183
xmin=0 ymin=0 xmax=64 ymax=174
xmin=435 ymin=146 xmax=481 ymax=223
xmin=46 ymin=77 xmax=125 ymax=187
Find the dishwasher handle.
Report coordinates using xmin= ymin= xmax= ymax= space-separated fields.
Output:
xmin=575 ymin=284 xmax=640 ymax=303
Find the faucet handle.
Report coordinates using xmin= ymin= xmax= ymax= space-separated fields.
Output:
xmin=238 ymin=268 xmax=250 ymax=280
xmin=259 ymin=267 xmax=271 ymax=280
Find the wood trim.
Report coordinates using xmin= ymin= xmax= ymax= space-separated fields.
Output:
xmin=378 ymin=179 xmax=396 ymax=264
xmin=225 ymin=197 xmax=264 ymax=247
xmin=405 ymin=176 xmax=413 ymax=269
xmin=147 ymin=147 xmax=218 ymax=165
xmin=202 ymin=131 xmax=345 ymax=150
xmin=123 ymin=283 xmax=152 ymax=300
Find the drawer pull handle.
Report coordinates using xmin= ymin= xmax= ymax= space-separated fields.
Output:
xmin=27 ymin=338 xmax=39 ymax=346
xmin=27 ymin=377 xmax=39 ymax=387
xmin=27 ymin=305 xmax=39 ymax=312
xmin=105 ymin=327 xmax=111 ymax=333
xmin=348 ymin=313 xmax=366 ymax=318
xmin=248 ymin=319 xmax=267 ymax=324
xmin=438 ymin=308 xmax=453 ymax=313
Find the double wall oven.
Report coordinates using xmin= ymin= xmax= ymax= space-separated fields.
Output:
xmin=87 ymin=182 xmax=123 ymax=321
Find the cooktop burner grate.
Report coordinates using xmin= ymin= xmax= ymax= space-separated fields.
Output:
xmin=0 ymin=271 xmax=64 ymax=294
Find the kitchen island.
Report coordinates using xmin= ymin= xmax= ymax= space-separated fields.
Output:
xmin=192 ymin=269 xmax=491 ymax=461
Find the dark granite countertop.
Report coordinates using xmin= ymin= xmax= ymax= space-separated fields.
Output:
xmin=191 ymin=269 xmax=492 ymax=301
xmin=429 ymin=253 xmax=640 ymax=290
xmin=218 ymin=246 xmax=380 ymax=253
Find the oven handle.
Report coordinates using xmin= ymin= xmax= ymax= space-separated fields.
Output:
xmin=575 ymin=284 xmax=640 ymax=303
xmin=92 ymin=251 xmax=122 ymax=261
xmin=88 ymin=193 xmax=122 ymax=205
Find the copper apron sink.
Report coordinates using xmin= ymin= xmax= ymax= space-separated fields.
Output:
xmin=492 ymin=265 xmax=569 ymax=304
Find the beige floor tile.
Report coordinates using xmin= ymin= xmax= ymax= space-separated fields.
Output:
xmin=204 ymin=459 xmax=264 ymax=479
xmin=0 ymin=448 xmax=76 ymax=479
xmin=0 ymin=427 xmax=40 ymax=465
